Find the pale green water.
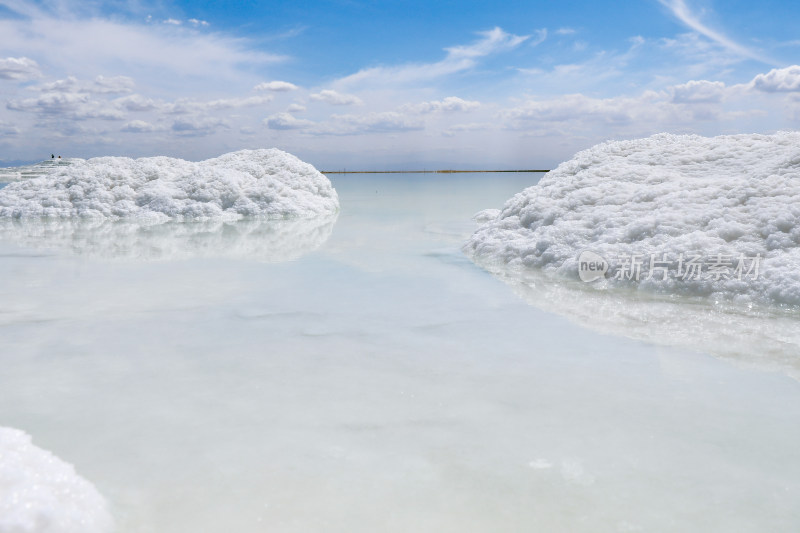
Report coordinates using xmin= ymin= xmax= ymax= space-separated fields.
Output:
xmin=0 ymin=172 xmax=798 ymax=532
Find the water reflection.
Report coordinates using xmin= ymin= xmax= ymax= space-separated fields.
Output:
xmin=0 ymin=159 xmax=76 ymax=183
xmin=470 ymin=258 xmax=800 ymax=380
xmin=0 ymin=214 xmax=338 ymax=262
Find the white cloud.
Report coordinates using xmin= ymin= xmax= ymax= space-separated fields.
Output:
xmin=254 ymin=80 xmax=299 ymax=92
xmin=114 ymin=94 xmax=159 ymax=112
xmin=38 ymin=75 xmax=134 ymax=94
xmin=0 ymin=57 xmax=41 ymax=81
xmin=264 ymin=112 xmax=315 ymax=130
xmin=171 ymin=117 xmax=229 ymax=136
xmin=163 ymin=95 xmax=273 ymax=114
xmin=92 ymin=75 xmax=136 ymax=94
xmin=122 ymin=120 xmax=160 ymax=133
xmin=310 ymin=89 xmax=363 ymax=106
xmin=530 ymin=28 xmax=547 ymax=47
xmin=0 ymin=4 xmax=284 ymax=86
xmin=658 ymin=0 xmax=774 ymax=64
xmin=402 ymin=96 xmax=480 ymax=114
xmin=555 ymin=28 xmax=576 ymax=35
xmin=503 ymin=92 xmax=666 ymax=126
xmin=671 ymin=80 xmax=726 ymax=103
xmin=204 ymin=95 xmax=273 ymax=110
xmin=335 ymin=27 xmax=529 ymax=87
xmin=750 ymin=65 xmax=800 ymax=92
xmin=7 ymin=92 xmax=125 ymax=120
xmin=316 ymin=112 xmax=424 ymax=135
xmin=286 ymin=103 xmax=306 ymax=113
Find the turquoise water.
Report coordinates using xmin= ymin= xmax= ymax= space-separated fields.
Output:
xmin=0 ymin=172 xmax=798 ymax=532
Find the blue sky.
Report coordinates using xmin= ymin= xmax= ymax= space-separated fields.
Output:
xmin=1 ymin=0 xmax=799 ymax=168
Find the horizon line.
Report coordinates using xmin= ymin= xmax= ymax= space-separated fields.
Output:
xmin=320 ymin=169 xmax=550 ymax=174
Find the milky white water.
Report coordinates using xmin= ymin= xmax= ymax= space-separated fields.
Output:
xmin=0 ymin=171 xmax=798 ymax=532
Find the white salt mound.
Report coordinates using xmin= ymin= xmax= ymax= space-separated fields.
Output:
xmin=0 ymin=427 xmax=113 ymax=533
xmin=0 ymin=149 xmax=339 ymax=221
xmin=465 ymin=132 xmax=800 ymax=308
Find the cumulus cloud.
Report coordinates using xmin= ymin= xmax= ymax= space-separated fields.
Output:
xmin=402 ymin=96 xmax=480 ymax=114
xmin=164 ymin=95 xmax=273 ymax=114
xmin=750 ymin=65 xmax=800 ymax=92
xmin=254 ymin=80 xmax=299 ymax=92
xmin=7 ymin=92 xmax=125 ymax=120
xmin=335 ymin=27 xmax=529 ymax=87
xmin=0 ymin=57 xmax=41 ymax=81
xmin=114 ymin=94 xmax=159 ymax=112
xmin=38 ymin=75 xmax=134 ymax=94
xmin=264 ymin=112 xmax=315 ymax=130
xmin=671 ymin=80 xmax=726 ymax=103
xmin=286 ymin=103 xmax=306 ymax=113
xmin=309 ymin=89 xmax=363 ymax=106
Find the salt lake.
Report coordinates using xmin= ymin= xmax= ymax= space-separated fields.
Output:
xmin=0 ymin=171 xmax=798 ymax=532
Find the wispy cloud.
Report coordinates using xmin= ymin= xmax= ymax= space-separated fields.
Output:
xmin=335 ymin=27 xmax=529 ymax=88
xmin=0 ymin=1 xmax=284 ymax=85
xmin=658 ymin=0 xmax=775 ymax=65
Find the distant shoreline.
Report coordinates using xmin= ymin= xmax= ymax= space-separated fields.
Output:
xmin=321 ymin=169 xmax=550 ymax=174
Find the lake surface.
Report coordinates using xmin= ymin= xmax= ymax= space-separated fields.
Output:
xmin=0 ymin=172 xmax=798 ymax=532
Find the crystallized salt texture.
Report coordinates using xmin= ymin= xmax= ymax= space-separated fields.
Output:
xmin=0 ymin=149 xmax=339 ymax=221
xmin=0 ymin=427 xmax=113 ymax=533
xmin=465 ymin=132 xmax=800 ymax=308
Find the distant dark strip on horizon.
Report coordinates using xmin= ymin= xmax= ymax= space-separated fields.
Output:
xmin=321 ymin=169 xmax=550 ymax=174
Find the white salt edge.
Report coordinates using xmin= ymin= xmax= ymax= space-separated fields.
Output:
xmin=465 ymin=132 xmax=800 ymax=309
xmin=0 ymin=149 xmax=339 ymax=221
xmin=0 ymin=427 xmax=113 ymax=533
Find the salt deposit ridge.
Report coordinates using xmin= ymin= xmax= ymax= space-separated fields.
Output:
xmin=465 ymin=132 xmax=800 ymax=309
xmin=0 ymin=427 xmax=112 ymax=533
xmin=0 ymin=149 xmax=339 ymax=221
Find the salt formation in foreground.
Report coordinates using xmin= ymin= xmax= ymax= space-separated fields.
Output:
xmin=0 ymin=427 xmax=113 ymax=533
xmin=0 ymin=149 xmax=339 ymax=221
xmin=465 ymin=132 xmax=800 ymax=309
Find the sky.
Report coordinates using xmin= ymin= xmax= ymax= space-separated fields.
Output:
xmin=1 ymin=0 xmax=799 ymax=169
